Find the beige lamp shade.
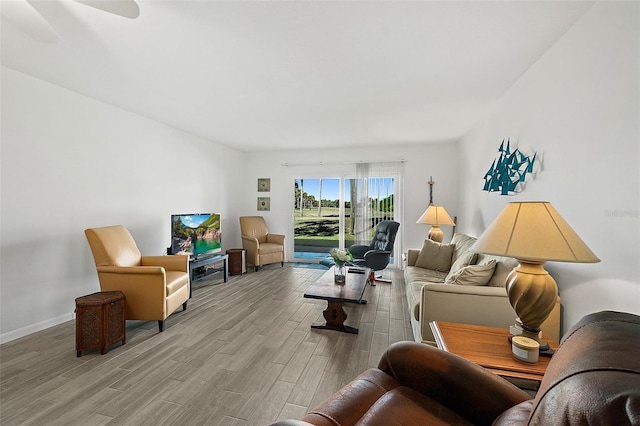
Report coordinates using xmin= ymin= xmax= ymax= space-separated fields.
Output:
xmin=417 ymin=205 xmax=455 ymax=243
xmin=416 ymin=205 xmax=456 ymax=226
xmin=470 ymin=202 xmax=600 ymax=263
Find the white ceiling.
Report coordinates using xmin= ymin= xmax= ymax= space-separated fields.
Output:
xmin=1 ymin=1 xmax=594 ymax=152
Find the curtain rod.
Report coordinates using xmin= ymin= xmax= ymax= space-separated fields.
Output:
xmin=282 ymin=159 xmax=407 ymax=167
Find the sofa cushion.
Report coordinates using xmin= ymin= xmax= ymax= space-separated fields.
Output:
xmin=448 ymin=251 xmax=477 ymax=275
xmin=450 ymin=234 xmax=478 ymax=264
xmin=405 ymin=266 xmax=447 ymax=321
xmin=165 ymin=271 xmax=189 ymax=296
xmin=445 ymin=260 xmax=496 ymax=286
xmin=476 ymin=254 xmax=519 ymax=287
xmin=415 ymin=239 xmax=454 ymax=272
xmin=259 ymin=242 xmax=285 ymax=255
xmin=404 ymin=266 xmax=448 ymax=321
xmin=404 ymin=265 xmax=448 ymax=284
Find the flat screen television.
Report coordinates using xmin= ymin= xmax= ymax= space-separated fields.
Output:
xmin=170 ymin=213 xmax=221 ymax=258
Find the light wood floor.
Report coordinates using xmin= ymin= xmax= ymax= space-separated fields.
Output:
xmin=0 ymin=264 xmax=413 ymax=425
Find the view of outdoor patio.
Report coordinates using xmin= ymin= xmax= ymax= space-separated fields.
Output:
xmin=294 ymin=178 xmax=394 ymax=261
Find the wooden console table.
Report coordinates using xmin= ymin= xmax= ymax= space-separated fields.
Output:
xmin=429 ymin=321 xmax=559 ymax=382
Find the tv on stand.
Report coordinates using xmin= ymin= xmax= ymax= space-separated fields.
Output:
xmin=170 ymin=213 xmax=227 ymax=290
xmin=170 ymin=213 xmax=221 ymax=259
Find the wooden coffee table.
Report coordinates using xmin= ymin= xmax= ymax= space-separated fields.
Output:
xmin=304 ymin=266 xmax=369 ymax=334
xmin=429 ymin=321 xmax=559 ymax=382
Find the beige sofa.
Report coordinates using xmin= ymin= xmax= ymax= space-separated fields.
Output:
xmin=405 ymin=233 xmax=560 ymax=345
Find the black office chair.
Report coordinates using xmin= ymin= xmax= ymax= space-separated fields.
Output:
xmin=349 ymin=220 xmax=400 ymax=284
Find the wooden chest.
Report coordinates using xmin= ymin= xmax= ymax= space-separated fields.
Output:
xmin=227 ymin=248 xmax=247 ymax=275
xmin=75 ymin=291 xmax=126 ymax=357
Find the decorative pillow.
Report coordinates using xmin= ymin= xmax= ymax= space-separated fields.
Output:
xmin=415 ymin=239 xmax=455 ymax=272
xmin=445 ymin=260 xmax=497 ymax=286
xmin=448 ymin=251 xmax=477 ymax=276
xmin=476 ymin=254 xmax=519 ymax=287
xmin=450 ymin=234 xmax=478 ymax=264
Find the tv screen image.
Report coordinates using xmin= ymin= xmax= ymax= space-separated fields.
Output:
xmin=171 ymin=213 xmax=221 ymax=258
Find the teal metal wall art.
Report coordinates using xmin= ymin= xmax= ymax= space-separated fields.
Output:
xmin=483 ymin=139 xmax=537 ymax=195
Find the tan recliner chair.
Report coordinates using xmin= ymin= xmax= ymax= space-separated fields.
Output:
xmin=239 ymin=216 xmax=285 ymax=271
xmin=85 ymin=225 xmax=190 ymax=332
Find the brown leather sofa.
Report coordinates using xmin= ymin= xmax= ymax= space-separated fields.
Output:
xmin=273 ymin=311 xmax=640 ymax=425
xmin=85 ymin=225 xmax=190 ymax=332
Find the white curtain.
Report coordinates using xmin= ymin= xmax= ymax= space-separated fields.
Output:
xmin=353 ymin=162 xmax=370 ymax=245
xmin=352 ymin=161 xmax=404 ymax=267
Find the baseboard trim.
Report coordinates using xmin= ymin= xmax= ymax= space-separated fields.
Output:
xmin=0 ymin=312 xmax=73 ymax=344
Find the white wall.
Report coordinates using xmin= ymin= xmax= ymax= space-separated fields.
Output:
xmin=0 ymin=67 xmax=244 ymax=342
xmin=0 ymin=67 xmax=458 ymax=342
xmin=4 ymin=1 xmax=637 ymax=343
xmin=239 ymin=142 xmax=459 ymax=260
xmin=457 ymin=2 xmax=640 ymax=333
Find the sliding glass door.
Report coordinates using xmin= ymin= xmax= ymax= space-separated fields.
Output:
xmin=294 ymin=178 xmax=343 ymax=261
xmin=293 ymin=175 xmax=397 ymax=263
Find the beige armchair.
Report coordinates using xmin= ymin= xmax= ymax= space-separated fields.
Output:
xmin=84 ymin=225 xmax=190 ymax=332
xmin=239 ymin=216 xmax=285 ymax=271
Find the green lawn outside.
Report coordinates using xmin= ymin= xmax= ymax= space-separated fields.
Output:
xmin=294 ymin=207 xmax=392 ymax=249
xmin=295 ymin=207 xmax=347 ymax=249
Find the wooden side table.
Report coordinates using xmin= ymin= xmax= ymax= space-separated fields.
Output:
xmin=429 ymin=321 xmax=559 ymax=382
xmin=75 ymin=291 xmax=126 ymax=357
xmin=226 ymin=248 xmax=247 ymax=275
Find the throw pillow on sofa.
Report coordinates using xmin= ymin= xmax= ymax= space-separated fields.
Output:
xmin=415 ymin=239 xmax=454 ymax=272
xmin=449 ymin=251 xmax=477 ymax=275
xmin=475 ymin=254 xmax=519 ymax=287
xmin=445 ymin=260 xmax=497 ymax=286
xmin=450 ymin=234 xmax=478 ymax=264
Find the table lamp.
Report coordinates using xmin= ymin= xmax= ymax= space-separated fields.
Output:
xmin=416 ymin=204 xmax=456 ymax=243
xmin=470 ymin=201 xmax=600 ymax=350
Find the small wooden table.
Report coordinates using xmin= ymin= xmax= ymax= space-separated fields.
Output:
xmin=303 ymin=266 xmax=369 ymax=334
xmin=430 ymin=321 xmax=559 ymax=382
xmin=226 ymin=248 xmax=247 ymax=275
xmin=75 ymin=291 xmax=126 ymax=357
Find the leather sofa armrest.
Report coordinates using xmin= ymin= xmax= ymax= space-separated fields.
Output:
xmin=142 ymin=255 xmax=188 ymax=273
xmin=242 ymin=235 xmax=259 ymax=265
xmin=95 ymin=266 xmax=167 ymax=296
xmin=242 ymin=235 xmax=259 ymax=246
xmin=97 ymin=265 xmax=166 ymax=275
xmin=267 ymin=233 xmax=285 ymax=245
xmin=95 ymin=266 xmax=168 ymax=319
xmin=378 ymin=341 xmax=531 ymax=425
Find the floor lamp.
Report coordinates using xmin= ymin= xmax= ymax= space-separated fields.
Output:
xmin=470 ymin=202 xmax=600 ymax=350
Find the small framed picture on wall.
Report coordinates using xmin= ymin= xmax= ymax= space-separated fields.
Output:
xmin=257 ymin=197 xmax=270 ymax=211
xmin=258 ymin=178 xmax=270 ymax=192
